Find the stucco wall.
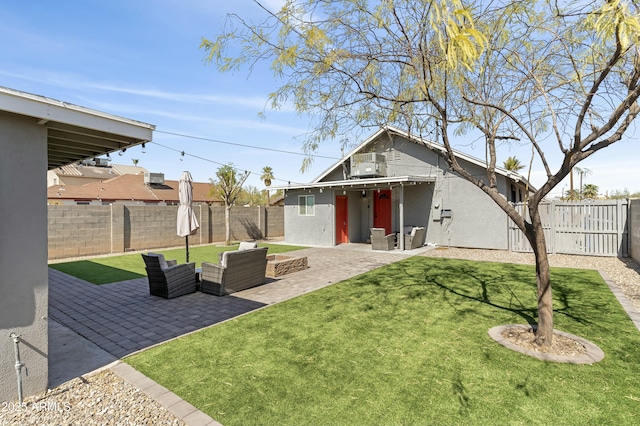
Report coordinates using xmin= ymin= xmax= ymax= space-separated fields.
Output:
xmin=48 ymin=205 xmax=284 ymax=260
xmin=630 ymin=199 xmax=640 ymax=263
xmin=282 ymin=133 xmax=511 ymax=250
xmin=284 ymin=190 xmax=335 ymax=246
xmin=430 ymin=171 xmax=509 ymax=250
xmin=0 ymin=113 xmax=49 ymax=402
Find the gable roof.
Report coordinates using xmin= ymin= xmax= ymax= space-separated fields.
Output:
xmin=313 ymin=125 xmax=530 ymax=185
xmin=47 ymin=174 xmax=220 ymax=204
xmin=49 ymin=163 xmax=148 ymax=180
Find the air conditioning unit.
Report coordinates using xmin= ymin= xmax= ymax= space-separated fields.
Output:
xmin=144 ymin=172 xmax=165 ymax=184
xmin=350 ymin=153 xmax=387 ymax=178
xmin=94 ymin=157 xmax=110 ymax=167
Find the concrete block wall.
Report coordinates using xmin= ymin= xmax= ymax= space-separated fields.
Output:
xmin=48 ymin=205 xmax=112 ymax=259
xmin=630 ymin=199 xmax=640 ymax=264
xmin=47 ymin=204 xmax=284 ymax=260
xmin=266 ymin=206 xmax=284 ymax=238
xmin=125 ymin=205 xmax=184 ymax=252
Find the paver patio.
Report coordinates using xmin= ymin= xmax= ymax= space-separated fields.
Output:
xmin=49 ymin=246 xmax=424 ymax=358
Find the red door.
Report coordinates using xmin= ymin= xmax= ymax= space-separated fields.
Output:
xmin=374 ymin=190 xmax=392 ymax=234
xmin=336 ymin=195 xmax=348 ymax=244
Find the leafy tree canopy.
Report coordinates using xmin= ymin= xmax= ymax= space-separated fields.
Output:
xmin=203 ymin=0 xmax=640 ymax=346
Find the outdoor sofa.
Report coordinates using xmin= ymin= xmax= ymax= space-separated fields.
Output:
xmin=141 ymin=253 xmax=197 ymax=299
xmin=371 ymin=228 xmax=396 ymax=251
xmin=200 ymin=245 xmax=268 ymax=296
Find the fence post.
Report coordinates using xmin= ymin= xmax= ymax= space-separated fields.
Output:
xmin=617 ymin=199 xmax=627 ymax=257
xmin=549 ymin=200 xmax=556 ymax=254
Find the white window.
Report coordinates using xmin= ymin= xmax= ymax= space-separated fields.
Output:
xmin=298 ymin=195 xmax=315 ymax=216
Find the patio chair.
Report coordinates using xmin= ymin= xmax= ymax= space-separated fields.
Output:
xmin=141 ymin=253 xmax=197 ymax=299
xmin=371 ymin=228 xmax=396 ymax=251
xmin=404 ymin=227 xmax=426 ymax=249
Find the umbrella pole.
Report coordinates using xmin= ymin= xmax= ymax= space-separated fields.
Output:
xmin=185 ymin=235 xmax=189 ymax=263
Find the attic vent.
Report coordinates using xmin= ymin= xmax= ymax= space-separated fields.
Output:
xmin=350 ymin=153 xmax=387 ymax=178
xmin=144 ymin=172 xmax=164 ymax=184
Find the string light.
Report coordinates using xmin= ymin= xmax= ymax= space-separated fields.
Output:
xmin=149 ymin=141 xmax=307 ymax=186
xmin=141 ymin=142 xmax=146 ymax=153
xmin=155 ymin=129 xmax=339 ymax=160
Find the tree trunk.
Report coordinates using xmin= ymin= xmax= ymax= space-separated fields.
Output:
xmin=527 ymin=205 xmax=554 ymax=347
xmin=225 ymin=204 xmax=231 ymax=245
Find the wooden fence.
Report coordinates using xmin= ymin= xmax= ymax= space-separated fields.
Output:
xmin=508 ymin=200 xmax=629 ymax=257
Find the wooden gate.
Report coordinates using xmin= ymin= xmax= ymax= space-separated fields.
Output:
xmin=508 ymin=200 xmax=629 ymax=257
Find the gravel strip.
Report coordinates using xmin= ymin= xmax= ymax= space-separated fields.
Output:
xmin=0 ymin=370 xmax=185 ymax=426
xmin=422 ymin=247 xmax=640 ymax=312
xmin=4 ymin=247 xmax=638 ymax=426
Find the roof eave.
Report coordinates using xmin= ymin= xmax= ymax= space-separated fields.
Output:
xmin=272 ymin=175 xmax=436 ymax=191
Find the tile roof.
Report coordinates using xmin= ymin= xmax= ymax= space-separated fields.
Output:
xmin=47 ymin=174 xmax=220 ymax=204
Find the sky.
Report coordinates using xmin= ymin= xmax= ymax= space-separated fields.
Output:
xmin=1 ymin=0 xmax=638 ymax=197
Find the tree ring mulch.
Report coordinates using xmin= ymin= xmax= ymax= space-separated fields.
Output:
xmin=488 ymin=324 xmax=604 ymax=364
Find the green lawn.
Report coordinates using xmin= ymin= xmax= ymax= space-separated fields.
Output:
xmin=125 ymin=257 xmax=640 ymax=425
xmin=48 ymin=243 xmax=305 ymax=284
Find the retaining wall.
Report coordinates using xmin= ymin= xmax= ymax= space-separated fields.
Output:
xmin=48 ymin=204 xmax=284 ymax=260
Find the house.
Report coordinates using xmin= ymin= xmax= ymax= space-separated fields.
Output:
xmin=47 ymin=160 xmax=148 ymax=187
xmin=47 ymin=173 xmax=221 ymax=205
xmin=273 ymin=126 xmax=531 ymax=250
xmin=0 ymin=86 xmax=154 ymax=402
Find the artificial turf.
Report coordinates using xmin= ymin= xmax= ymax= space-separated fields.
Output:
xmin=125 ymin=256 xmax=640 ymax=425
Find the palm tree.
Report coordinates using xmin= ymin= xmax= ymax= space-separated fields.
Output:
xmin=568 ymin=166 xmax=592 ymax=201
xmin=260 ymin=166 xmax=275 ymax=206
xmin=132 ymin=158 xmax=139 ymax=166
xmin=503 ymin=156 xmax=525 ymax=172
xmin=582 ymin=184 xmax=599 ymax=199
xmin=574 ymin=167 xmax=592 ymax=199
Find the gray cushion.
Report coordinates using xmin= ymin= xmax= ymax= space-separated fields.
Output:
xmin=148 ymin=252 xmax=168 ymax=269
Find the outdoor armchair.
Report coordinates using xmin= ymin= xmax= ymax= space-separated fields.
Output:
xmin=141 ymin=253 xmax=197 ymax=299
xmin=404 ymin=227 xmax=426 ymax=250
xmin=371 ymin=228 xmax=396 ymax=251
xmin=201 ymin=247 xmax=268 ymax=296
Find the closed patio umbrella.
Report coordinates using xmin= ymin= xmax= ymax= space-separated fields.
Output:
xmin=177 ymin=171 xmax=199 ymax=262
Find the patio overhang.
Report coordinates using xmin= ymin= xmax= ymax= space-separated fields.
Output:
xmin=272 ymin=175 xmax=437 ymax=192
xmin=0 ymin=86 xmax=155 ymax=169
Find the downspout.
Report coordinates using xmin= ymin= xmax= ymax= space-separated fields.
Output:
xmin=9 ymin=332 xmax=25 ymax=404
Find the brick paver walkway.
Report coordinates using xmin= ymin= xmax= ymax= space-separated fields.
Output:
xmin=49 ymin=246 xmax=421 ymax=358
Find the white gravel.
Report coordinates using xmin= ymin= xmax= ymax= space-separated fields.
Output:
xmin=3 ymin=247 xmax=638 ymax=426
xmin=1 ymin=370 xmax=185 ymax=426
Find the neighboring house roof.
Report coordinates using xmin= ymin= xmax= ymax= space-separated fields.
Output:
xmin=49 ymin=163 xmax=147 ymax=179
xmin=269 ymin=194 xmax=285 ymax=206
xmin=47 ymin=174 xmax=220 ymax=204
xmin=0 ymin=86 xmax=154 ymax=169
xmin=52 ymin=164 xmax=146 ymax=180
xmin=47 ymin=163 xmax=149 ymax=188
xmin=111 ymin=164 xmax=147 ymax=175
